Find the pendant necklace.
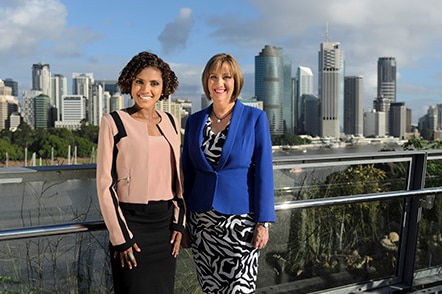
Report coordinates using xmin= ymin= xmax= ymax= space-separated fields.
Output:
xmin=213 ymin=107 xmax=233 ymax=123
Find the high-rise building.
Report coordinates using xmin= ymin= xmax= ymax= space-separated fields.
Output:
xmin=344 ymin=76 xmax=363 ymax=136
xmin=364 ymin=110 xmax=386 ymax=138
xmin=95 ymin=80 xmax=119 ymax=95
xmin=436 ymin=104 xmax=442 ymax=129
xmin=3 ymin=78 xmax=18 ymax=97
xmin=299 ymin=94 xmax=320 ymax=136
xmin=255 ymin=45 xmax=291 ymax=136
xmin=51 ymin=74 xmax=68 ymax=120
xmin=318 ymin=42 xmax=344 ymax=138
xmin=377 ymin=57 xmax=397 ymax=103
xmin=390 ymin=102 xmax=406 ymax=139
xmin=34 ymin=94 xmax=51 ymax=129
xmin=296 ymin=66 xmax=314 ymax=133
xmin=89 ymin=83 xmax=104 ymax=126
xmin=110 ymin=93 xmax=124 ymax=113
xmin=22 ymin=90 xmax=42 ymax=129
xmin=281 ymin=51 xmax=293 ymax=134
xmin=0 ymin=93 xmax=19 ymax=131
xmin=55 ymin=95 xmax=87 ymax=130
xmin=72 ymin=73 xmax=94 ymax=98
xmin=32 ymin=63 xmax=51 ymax=96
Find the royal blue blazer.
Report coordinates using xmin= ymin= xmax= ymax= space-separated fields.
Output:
xmin=182 ymin=100 xmax=276 ymax=223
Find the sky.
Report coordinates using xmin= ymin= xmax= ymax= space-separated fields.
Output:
xmin=1 ymin=0 xmax=442 ymax=123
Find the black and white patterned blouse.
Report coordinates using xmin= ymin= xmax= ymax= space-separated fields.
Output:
xmin=201 ymin=117 xmax=229 ymax=167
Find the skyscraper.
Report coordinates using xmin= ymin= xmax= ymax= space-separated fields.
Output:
xmin=32 ymin=63 xmax=51 ymax=96
xmin=72 ymin=73 xmax=94 ymax=98
xmin=318 ymin=42 xmax=344 ymax=138
xmin=51 ymin=74 xmax=68 ymax=121
xmin=3 ymin=78 xmax=18 ymax=97
xmin=344 ymin=76 xmax=363 ymax=136
xmin=390 ymin=102 xmax=406 ymax=139
xmin=34 ymin=94 xmax=51 ymax=129
xmin=296 ymin=66 xmax=314 ymax=133
xmin=377 ymin=57 xmax=397 ymax=103
xmin=255 ymin=45 xmax=291 ymax=136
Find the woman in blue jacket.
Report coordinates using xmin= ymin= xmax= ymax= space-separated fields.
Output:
xmin=182 ymin=53 xmax=276 ymax=293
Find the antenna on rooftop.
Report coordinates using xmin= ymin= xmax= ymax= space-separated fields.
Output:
xmin=324 ymin=22 xmax=330 ymax=42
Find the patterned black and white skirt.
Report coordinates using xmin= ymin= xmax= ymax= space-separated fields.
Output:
xmin=188 ymin=209 xmax=259 ymax=294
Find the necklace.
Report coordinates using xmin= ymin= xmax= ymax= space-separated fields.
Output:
xmin=212 ymin=107 xmax=233 ymax=123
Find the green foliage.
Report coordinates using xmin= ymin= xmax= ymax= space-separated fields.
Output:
xmin=74 ymin=123 xmax=99 ymax=144
xmin=0 ymin=122 xmax=98 ymax=164
xmin=12 ymin=122 xmax=35 ymax=147
xmin=0 ymin=138 xmax=24 ymax=160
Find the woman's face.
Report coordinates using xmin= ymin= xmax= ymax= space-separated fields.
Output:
xmin=207 ymin=62 xmax=234 ymax=104
xmin=131 ymin=67 xmax=163 ymax=109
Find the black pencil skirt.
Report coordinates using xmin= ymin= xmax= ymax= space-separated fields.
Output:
xmin=110 ymin=200 xmax=176 ymax=294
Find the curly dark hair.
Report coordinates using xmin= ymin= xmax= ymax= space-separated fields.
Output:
xmin=117 ymin=51 xmax=179 ymax=100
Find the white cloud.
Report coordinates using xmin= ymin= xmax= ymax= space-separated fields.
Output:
xmin=158 ymin=8 xmax=195 ymax=55
xmin=0 ymin=0 xmax=67 ymax=56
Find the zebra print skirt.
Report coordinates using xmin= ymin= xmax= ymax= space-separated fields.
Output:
xmin=188 ymin=209 xmax=260 ymax=294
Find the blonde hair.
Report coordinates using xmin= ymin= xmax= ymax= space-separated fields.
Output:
xmin=201 ymin=53 xmax=244 ymax=101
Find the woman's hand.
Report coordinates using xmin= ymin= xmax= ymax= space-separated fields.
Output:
xmin=114 ymin=243 xmax=141 ymax=270
xmin=170 ymin=231 xmax=182 ymax=257
xmin=252 ymin=224 xmax=269 ymax=249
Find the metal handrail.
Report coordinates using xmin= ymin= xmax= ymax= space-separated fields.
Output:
xmin=0 ymin=220 xmax=106 ymax=241
xmin=1 ymin=187 xmax=440 ymax=242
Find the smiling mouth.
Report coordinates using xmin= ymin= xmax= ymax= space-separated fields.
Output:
xmin=140 ymin=95 xmax=153 ymax=100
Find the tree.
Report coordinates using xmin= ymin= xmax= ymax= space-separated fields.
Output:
xmin=12 ymin=122 xmax=34 ymax=147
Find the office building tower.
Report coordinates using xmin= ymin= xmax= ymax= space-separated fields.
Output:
xmin=364 ymin=110 xmax=386 ymax=138
xmin=3 ymin=78 xmax=18 ymax=97
xmin=436 ymin=104 xmax=442 ymax=129
xmin=296 ymin=66 xmax=314 ymax=133
xmin=54 ymin=95 xmax=87 ymax=130
xmin=103 ymin=91 xmax=111 ymax=115
xmin=110 ymin=93 xmax=124 ymax=113
xmin=72 ymin=73 xmax=94 ymax=98
xmin=9 ymin=112 xmax=22 ymax=131
xmin=373 ymin=95 xmax=390 ymax=135
xmin=255 ymin=45 xmax=290 ymax=136
xmin=406 ymin=108 xmax=412 ymax=133
xmin=95 ymin=80 xmax=119 ymax=95
xmin=318 ymin=42 xmax=344 ymax=138
xmin=377 ymin=57 xmax=397 ymax=103
xmin=298 ymin=94 xmax=320 ymax=136
xmin=418 ymin=107 xmax=437 ymax=140
xmin=32 ymin=63 xmax=51 ymax=96
xmin=34 ymin=94 xmax=51 ymax=129
xmin=0 ymin=80 xmax=19 ymax=130
xmin=156 ymin=99 xmax=182 ymax=131
xmin=281 ymin=51 xmax=293 ymax=134
xmin=51 ymin=74 xmax=68 ymax=120
xmin=61 ymin=95 xmax=87 ymax=121
xmin=89 ymin=83 xmax=104 ymax=126
xmin=344 ymin=76 xmax=363 ymax=136
xmin=389 ymin=102 xmax=406 ymax=139
xmin=22 ymin=90 xmax=42 ymax=129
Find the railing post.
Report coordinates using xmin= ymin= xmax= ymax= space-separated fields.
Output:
xmin=398 ymin=151 xmax=427 ymax=289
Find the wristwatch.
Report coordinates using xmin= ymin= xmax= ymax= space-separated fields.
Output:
xmin=257 ymin=222 xmax=270 ymax=228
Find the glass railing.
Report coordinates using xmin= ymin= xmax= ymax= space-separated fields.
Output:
xmin=0 ymin=150 xmax=441 ymax=293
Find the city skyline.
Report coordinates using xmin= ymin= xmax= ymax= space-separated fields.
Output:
xmin=1 ymin=1 xmax=442 ymax=123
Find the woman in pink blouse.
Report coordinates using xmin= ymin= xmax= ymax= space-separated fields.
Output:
xmin=96 ymin=51 xmax=185 ymax=294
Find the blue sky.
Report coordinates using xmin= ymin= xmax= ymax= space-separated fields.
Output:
xmin=1 ymin=0 xmax=442 ymax=123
